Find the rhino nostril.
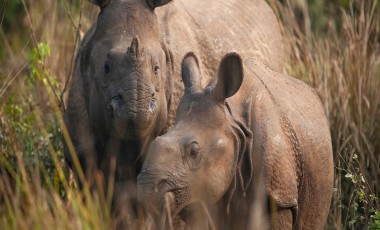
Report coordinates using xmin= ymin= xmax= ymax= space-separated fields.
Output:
xmin=109 ymin=94 xmax=124 ymax=111
xmin=149 ymin=100 xmax=157 ymax=113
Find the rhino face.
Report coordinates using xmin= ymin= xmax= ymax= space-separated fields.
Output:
xmin=84 ymin=0 xmax=173 ymax=139
xmin=137 ymin=53 xmax=244 ymax=220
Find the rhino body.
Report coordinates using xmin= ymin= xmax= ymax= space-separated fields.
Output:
xmin=64 ymin=0 xmax=287 ymax=187
xmin=137 ymin=53 xmax=333 ymax=229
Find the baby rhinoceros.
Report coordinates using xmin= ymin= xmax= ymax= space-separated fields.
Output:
xmin=137 ymin=53 xmax=334 ymax=229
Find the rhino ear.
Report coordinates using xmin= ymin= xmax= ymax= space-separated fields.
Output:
xmin=88 ymin=0 xmax=109 ymax=8
xmin=145 ymin=0 xmax=172 ymax=10
xmin=181 ymin=52 xmax=202 ymax=92
xmin=213 ymin=53 xmax=243 ymax=102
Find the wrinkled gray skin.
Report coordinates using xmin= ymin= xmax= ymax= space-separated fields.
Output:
xmin=137 ymin=53 xmax=333 ymax=229
xmin=64 ymin=0 xmax=287 ymax=189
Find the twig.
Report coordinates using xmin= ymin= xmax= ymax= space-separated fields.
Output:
xmin=61 ymin=0 xmax=85 ymax=111
xmin=0 ymin=62 xmax=28 ymax=98
xmin=163 ymin=193 xmax=174 ymax=230
xmin=0 ymin=38 xmax=30 ymax=94
xmin=200 ymin=202 xmax=217 ymax=230
xmin=21 ymin=0 xmax=38 ymax=47
xmin=20 ymin=0 xmax=62 ymax=109
xmin=0 ymin=0 xmax=9 ymax=28
xmin=64 ymin=0 xmax=79 ymax=29
xmin=43 ymin=69 xmax=63 ymax=110
xmin=0 ymin=28 xmax=16 ymax=64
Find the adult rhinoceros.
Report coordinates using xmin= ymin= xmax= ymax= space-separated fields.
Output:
xmin=64 ymin=0 xmax=287 ymax=188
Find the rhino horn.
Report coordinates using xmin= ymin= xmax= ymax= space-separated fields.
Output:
xmin=145 ymin=0 xmax=173 ymax=10
xmin=127 ymin=36 xmax=142 ymax=58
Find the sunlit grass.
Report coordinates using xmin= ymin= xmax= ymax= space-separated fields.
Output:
xmin=269 ymin=0 xmax=380 ymax=228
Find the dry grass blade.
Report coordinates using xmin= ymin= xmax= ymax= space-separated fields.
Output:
xmin=268 ymin=0 xmax=380 ymax=228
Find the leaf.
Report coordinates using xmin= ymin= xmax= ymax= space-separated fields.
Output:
xmin=348 ymin=219 xmax=357 ymax=226
xmin=358 ymin=189 xmax=365 ymax=202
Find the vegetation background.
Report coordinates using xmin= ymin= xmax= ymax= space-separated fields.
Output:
xmin=0 ymin=0 xmax=379 ymax=229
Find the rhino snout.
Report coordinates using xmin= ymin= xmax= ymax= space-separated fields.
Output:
xmin=138 ymin=174 xmax=178 ymax=209
xmin=108 ymin=89 xmax=157 ymax=119
xmin=137 ymin=171 xmax=162 ymax=203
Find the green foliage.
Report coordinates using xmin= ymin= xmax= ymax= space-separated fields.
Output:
xmin=370 ymin=211 xmax=380 ymax=229
xmin=0 ymin=42 xmax=65 ymax=195
xmin=339 ymin=153 xmax=379 ymax=228
xmin=0 ymin=1 xmax=112 ymax=228
xmin=0 ymin=41 xmax=98 ymax=228
xmin=28 ymin=43 xmax=61 ymax=101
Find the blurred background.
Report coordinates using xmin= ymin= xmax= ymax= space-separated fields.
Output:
xmin=0 ymin=0 xmax=379 ymax=229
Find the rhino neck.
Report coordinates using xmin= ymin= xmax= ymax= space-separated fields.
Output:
xmin=225 ymin=102 xmax=254 ymax=196
xmin=159 ymin=40 xmax=174 ymax=133
xmin=156 ymin=4 xmax=219 ymax=131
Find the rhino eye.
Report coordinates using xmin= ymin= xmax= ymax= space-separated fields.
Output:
xmin=189 ymin=143 xmax=199 ymax=158
xmin=185 ymin=142 xmax=201 ymax=169
xmin=154 ymin=66 xmax=160 ymax=75
xmin=104 ymin=63 xmax=110 ymax=74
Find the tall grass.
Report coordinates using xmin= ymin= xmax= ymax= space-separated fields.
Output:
xmin=269 ymin=0 xmax=380 ymax=228
xmin=0 ymin=0 xmax=111 ymax=228
xmin=0 ymin=0 xmax=379 ymax=229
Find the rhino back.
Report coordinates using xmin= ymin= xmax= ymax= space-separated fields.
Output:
xmin=155 ymin=0 xmax=287 ymax=130
xmin=226 ymin=58 xmax=331 ymax=158
xmin=245 ymin=59 xmax=332 ymax=162
xmin=179 ymin=0 xmax=287 ymax=72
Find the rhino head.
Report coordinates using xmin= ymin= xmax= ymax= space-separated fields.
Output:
xmin=137 ymin=52 xmax=246 ymax=224
xmin=83 ymin=0 xmax=173 ymax=140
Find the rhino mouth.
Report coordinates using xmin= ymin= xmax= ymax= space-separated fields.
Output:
xmin=156 ymin=188 xmax=207 ymax=227
xmin=112 ymin=115 xmax=156 ymax=139
xmin=107 ymin=99 xmax=158 ymax=139
xmin=110 ymin=98 xmax=157 ymax=120
xmin=169 ymin=189 xmax=204 ymax=221
xmin=156 ymin=186 xmax=190 ymax=213
xmin=175 ymin=199 xmax=207 ymax=225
